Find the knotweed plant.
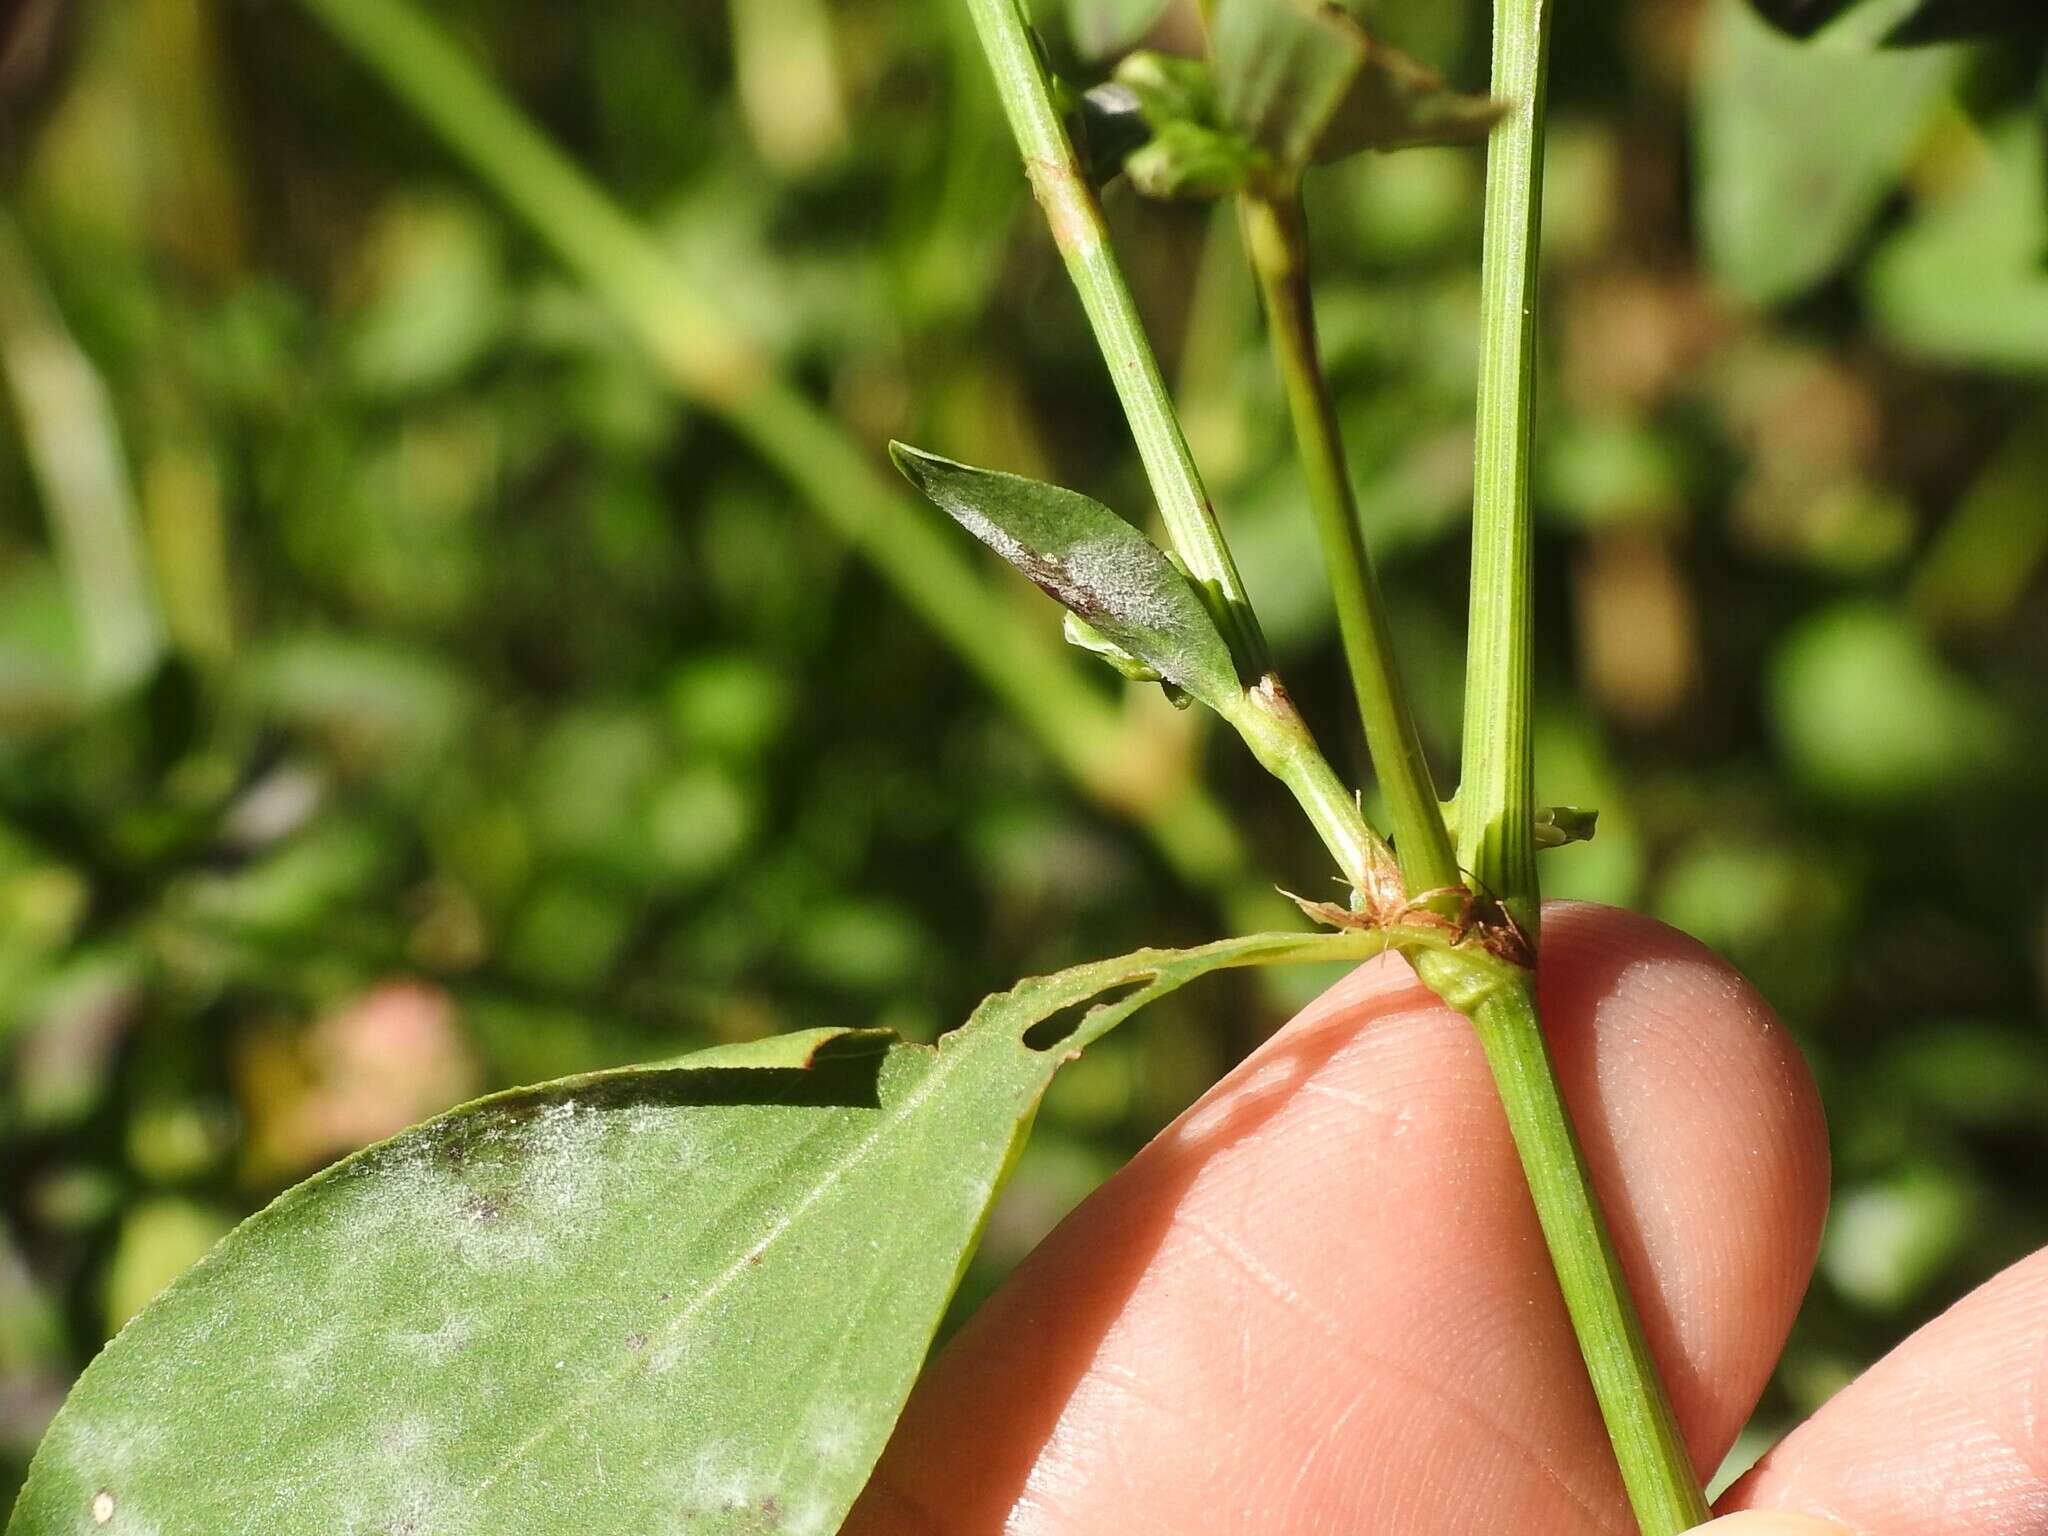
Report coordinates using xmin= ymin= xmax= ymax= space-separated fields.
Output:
xmin=8 ymin=1 xmax=1743 ymax=1533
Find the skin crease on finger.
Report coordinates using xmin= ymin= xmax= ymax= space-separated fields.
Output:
xmin=846 ymin=902 xmax=1831 ymax=1536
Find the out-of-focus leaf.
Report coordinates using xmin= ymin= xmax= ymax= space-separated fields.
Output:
xmin=1694 ymin=0 xmax=1960 ymax=305
xmin=889 ymin=443 xmax=1244 ymax=708
xmin=100 ymin=1199 xmax=234 ymax=1335
xmin=1212 ymin=0 xmax=1367 ymax=172
xmin=1067 ymin=0 xmax=1171 ymax=61
xmin=1769 ymin=601 xmax=2012 ymax=803
xmin=1823 ymin=1164 xmax=1979 ymax=1310
xmin=1210 ymin=0 xmax=1498 ymax=176
xmin=1912 ymin=407 xmax=2048 ymax=633
xmin=7 ymin=929 xmax=1399 ymax=1536
xmin=240 ymin=635 xmax=475 ymax=783
xmin=1125 ymin=119 xmax=1265 ymax=198
xmin=1090 ymin=28 xmax=1495 ymax=199
xmin=1744 ymin=0 xmax=2043 ymax=44
xmin=1112 ymin=50 xmax=1217 ymax=129
xmin=1865 ymin=118 xmax=2048 ymax=373
xmin=344 ymin=195 xmax=508 ymax=397
xmin=1315 ymin=33 xmax=1503 ymax=158
xmin=0 ymin=213 xmax=165 ymax=696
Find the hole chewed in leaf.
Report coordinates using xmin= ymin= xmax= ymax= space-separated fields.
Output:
xmin=1023 ymin=977 xmax=1155 ymax=1051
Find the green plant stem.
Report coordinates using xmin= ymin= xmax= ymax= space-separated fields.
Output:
xmin=1240 ymin=189 xmax=1460 ymax=908
xmin=1222 ymin=679 xmax=1402 ymax=909
xmin=959 ymin=0 xmax=1401 ymax=907
xmin=1460 ymin=0 xmax=1550 ymax=940
xmin=960 ymin=0 xmax=1268 ymax=677
xmin=1415 ymin=955 xmax=1713 ymax=1533
xmin=1457 ymin=4 xmax=1712 ymax=1526
xmin=292 ymin=0 xmax=1249 ymax=898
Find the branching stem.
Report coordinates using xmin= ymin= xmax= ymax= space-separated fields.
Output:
xmin=963 ymin=0 xmax=1268 ymax=672
xmin=1240 ymin=189 xmax=1460 ymax=908
xmin=962 ymin=0 xmax=1399 ymax=898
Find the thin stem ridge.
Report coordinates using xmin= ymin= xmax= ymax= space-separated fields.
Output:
xmin=1461 ymin=0 xmax=1550 ymax=939
xmin=1240 ymin=188 xmax=1461 ymax=909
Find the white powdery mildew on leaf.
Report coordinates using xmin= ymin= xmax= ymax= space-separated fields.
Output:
xmin=335 ymin=1469 xmax=467 ymax=1536
xmin=945 ymin=504 xmax=1190 ymax=655
xmin=800 ymin=1396 xmax=862 ymax=1464
xmin=779 ymin=1494 xmax=840 ymax=1536
xmin=271 ymin=1321 xmax=348 ymax=1392
xmin=59 ymin=1415 xmax=168 ymax=1492
xmin=388 ymin=1311 xmax=476 ymax=1364
xmin=305 ymin=1093 xmax=626 ymax=1281
xmin=1066 ymin=534 xmax=1185 ymax=631
xmin=52 ymin=1416 xmax=170 ymax=1536
xmin=644 ymin=1334 xmax=690 ymax=1377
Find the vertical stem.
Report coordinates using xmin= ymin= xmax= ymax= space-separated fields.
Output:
xmin=1460 ymin=0 xmax=1549 ymax=939
xmin=1241 ymin=189 xmax=1460 ymax=908
xmin=1417 ymin=961 xmax=1712 ymax=1533
xmin=1453 ymin=2 xmax=1711 ymax=1528
xmin=960 ymin=0 xmax=1268 ymax=676
xmin=959 ymin=0 xmax=1402 ymax=906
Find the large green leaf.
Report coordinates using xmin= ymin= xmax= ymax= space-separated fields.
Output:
xmin=1694 ymin=0 xmax=1960 ymax=305
xmin=889 ymin=443 xmax=1244 ymax=707
xmin=7 ymin=929 xmax=1405 ymax=1536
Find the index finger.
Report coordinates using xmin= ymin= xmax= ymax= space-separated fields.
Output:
xmin=848 ymin=903 xmax=1830 ymax=1535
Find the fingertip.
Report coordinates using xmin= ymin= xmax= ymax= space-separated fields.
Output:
xmin=1536 ymin=903 xmax=1832 ymax=1468
xmin=1696 ymin=1516 xmax=1857 ymax=1536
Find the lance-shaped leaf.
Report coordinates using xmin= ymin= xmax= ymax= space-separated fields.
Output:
xmin=6 ymin=929 xmax=1405 ymax=1536
xmin=890 ymin=442 xmax=1243 ymax=708
xmin=1210 ymin=0 xmax=1501 ymax=177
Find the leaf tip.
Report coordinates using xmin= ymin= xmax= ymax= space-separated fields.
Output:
xmin=886 ymin=439 xmax=930 ymax=487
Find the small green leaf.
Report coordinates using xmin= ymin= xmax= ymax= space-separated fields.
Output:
xmin=1440 ymin=798 xmax=1599 ymax=851
xmin=1061 ymin=613 xmax=1196 ymax=708
xmin=1532 ymin=805 xmax=1599 ymax=850
xmin=1210 ymin=0 xmax=1500 ymax=177
xmin=1113 ymin=50 xmax=1221 ymax=129
xmin=890 ymin=442 xmax=1244 ymax=707
xmin=1062 ymin=611 xmax=1161 ymax=681
xmin=8 ymin=930 xmax=1405 ymax=1536
xmin=1066 ymin=0 xmax=1172 ymax=62
xmin=1125 ymin=120 xmax=1266 ymax=199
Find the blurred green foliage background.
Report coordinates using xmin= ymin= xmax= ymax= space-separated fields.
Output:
xmin=2 ymin=0 xmax=2044 ymax=1503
